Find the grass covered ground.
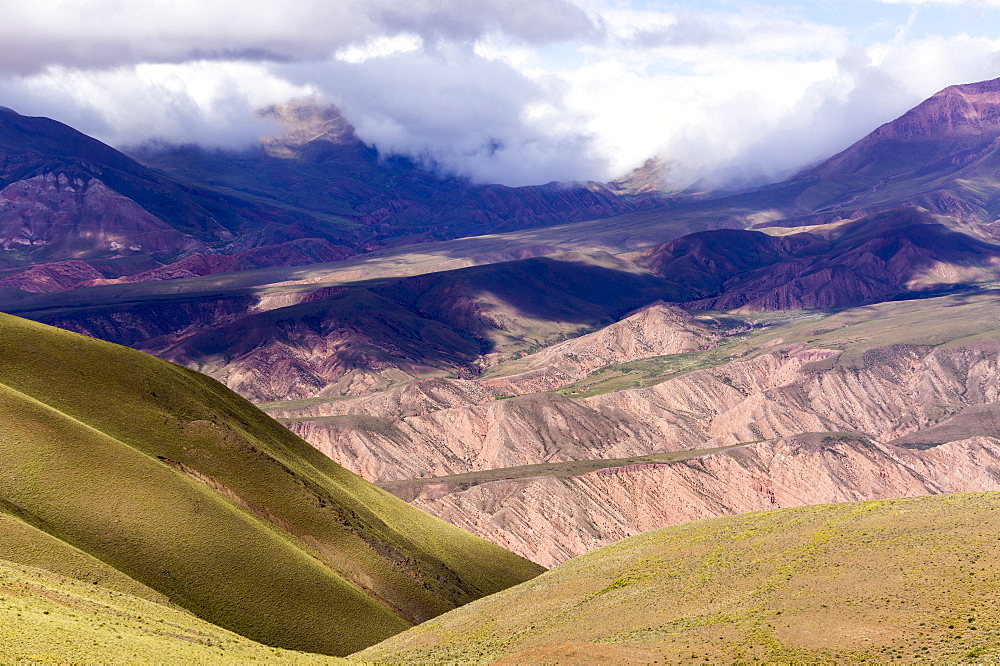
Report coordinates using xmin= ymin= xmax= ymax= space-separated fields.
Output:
xmin=380 ymin=443 xmax=748 ymax=496
xmin=358 ymin=492 xmax=1000 ymax=663
xmin=0 ymin=313 xmax=542 ymax=656
xmin=0 ymin=558 xmax=342 ymax=663
xmin=557 ymin=288 xmax=1000 ymax=397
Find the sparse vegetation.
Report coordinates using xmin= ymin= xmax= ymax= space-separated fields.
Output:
xmin=0 ymin=558 xmax=342 ymax=663
xmin=557 ymin=288 xmax=1000 ymax=397
xmin=380 ymin=443 xmax=749 ymax=494
xmin=358 ymin=492 xmax=1000 ymax=662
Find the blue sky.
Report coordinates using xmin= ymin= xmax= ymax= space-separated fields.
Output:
xmin=2 ymin=0 xmax=1000 ymax=186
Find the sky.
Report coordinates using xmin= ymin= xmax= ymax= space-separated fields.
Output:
xmin=3 ymin=0 xmax=1000 ymax=188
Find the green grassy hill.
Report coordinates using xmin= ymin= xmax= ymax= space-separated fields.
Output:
xmin=0 ymin=313 xmax=542 ymax=657
xmin=358 ymin=492 xmax=1000 ymax=663
xmin=0 ymin=554 xmax=341 ymax=664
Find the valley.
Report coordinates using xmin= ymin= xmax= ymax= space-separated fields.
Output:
xmin=5 ymin=73 xmax=1000 ymax=661
xmin=271 ymin=289 xmax=1000 ymax=565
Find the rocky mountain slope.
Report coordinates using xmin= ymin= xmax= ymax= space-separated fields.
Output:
xmin=267 ymin=289 xmax=1000 ymax=565
xmin=0 ymin=103 xmax=668 ymax=295
xmin=0 ymin=106 xmax=359 ymax=285
xmin=0 ymin=313 xmax=541 ymax=656
xmin=358 ymin=492 xmax=1000 ymax=663
xmin=796 ymin=77 xmax=1000 ymax=229
xmin=634 ymin=207 xmax=1000 ymax=310
xmin=7 ymin=77 xmax=1000 ymax=588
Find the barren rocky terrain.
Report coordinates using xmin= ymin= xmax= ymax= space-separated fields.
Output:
xmin=267 ymin=289 xmax=1000 ymax=565
xmin=9 ymin=78 xmax=1000 ymax=578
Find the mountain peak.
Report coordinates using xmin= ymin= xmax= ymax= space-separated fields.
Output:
xmin=871 ymin=76 xmax=1000 ymax=141
xmin=258 ymin=99 xmax=359 ymax=158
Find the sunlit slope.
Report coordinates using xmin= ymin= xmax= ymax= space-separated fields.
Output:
xmin=0 ymin=313 xmax=542 ymax=656
xmin=0 ymin=554 xmax=342 ymax=664
xmin=359 ymin=493 xmax=1000 ymax=663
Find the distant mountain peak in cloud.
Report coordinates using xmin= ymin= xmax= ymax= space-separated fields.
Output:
xmin=258 ymin=98 xmax=360 ymax=157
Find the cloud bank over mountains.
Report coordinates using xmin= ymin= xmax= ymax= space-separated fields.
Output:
xmin=3 ymin=0 xmax=1000 ymax=187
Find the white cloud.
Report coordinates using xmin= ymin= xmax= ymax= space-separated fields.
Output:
xmin=0 ymin=62 xmax=314 ymax=148
xmin=275 ymin=48 xmax=605 ymax=185
xmin=3 ymin=1 xmax=1000 ymax=187
xmin=0 ymin=0 xmax=598 ymax=75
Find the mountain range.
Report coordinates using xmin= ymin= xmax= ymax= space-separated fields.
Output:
xmin=6 ymin=76 xmax=1000 ymax=660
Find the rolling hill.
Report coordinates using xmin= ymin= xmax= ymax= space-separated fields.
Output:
xmin=0 ymin=556 xmax=342 ymax=663
xmin=357 ymin=492 xmax=1000 ymax=663
xmin=0 ymin=313 xmax=542 ymax=656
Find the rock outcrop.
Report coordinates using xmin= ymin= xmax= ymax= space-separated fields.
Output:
xmin=272 ymin=314 xmax=1000 ymax=565
xmin=400 ymin=435 xmax=1000 ymax=567
xmin=281 ymin=338 xmax=1000 ymax=482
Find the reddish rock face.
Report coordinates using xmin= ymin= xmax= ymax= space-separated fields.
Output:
xmin=0 ymin=173 xmax=205 ymax=261
xmin=871 ymin=78 xmax=1000 ymax=141
xmin=0 ymin=259 xmax=104 ymax=293
xmin=283 ymin=329 xmax=1000 ymax=566
xmin=402 ymin=435 xmax=1000 ymax=567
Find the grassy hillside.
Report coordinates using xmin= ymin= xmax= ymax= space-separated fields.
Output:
xmin=0 ymin=313 xmax=542 ymax=656
xmin=358 ymin=492 xmax=1000 ymax=662
xmin=0 ymin=554 xmax=341 ymax=663
xmin=557 ymin=287 xmax=1000 ymax=397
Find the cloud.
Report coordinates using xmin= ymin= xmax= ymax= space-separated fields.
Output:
xmin=627 ymin=14 xmax=731 ymax=49
xmin=0 ymin=0 xmax=599 ymax=75
xmin=363 ymin=0 xmax=599 ymax=46
xmin=0 ymin=62 xmax=312 ymax=148
xmin=726 ymin=34 xmax=1000 ymax=181
xmin=875 ymin=0 xmax=1000 ymax=4
xmin=3 ymin=1 xmax=1000 ymax=189
xmin=277 ymin=48 xmax=606 ymax=185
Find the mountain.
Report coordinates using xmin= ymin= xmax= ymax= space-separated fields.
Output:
xmin=0 ymin=313 xmax=542 ymax=656
xmin=134 ymin=101 xmax=671 ymax=247
xmin=0 ymin=102 xmax=670 ymax=295
xmin=633 ymin=207 xmax=1000 ymax=310
xmin=795 ymin=77 xmax=1000 ymax=228
xmin=357 ymin=492 xmax=1000 ymax=663
xmin=268 ymin=288 xmax=1000 ymax=565
xmin=0 ymin=106 xmax=359 ymax=284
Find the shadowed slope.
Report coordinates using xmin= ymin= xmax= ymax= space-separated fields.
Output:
xmin=35 ymin=253 xmax=692 ymax=401
xmin=0 ymin=314 xmax=542 ymax=656
xmin=636 ymin=208 xmax=1000 ymax=310
xmin=0 ymin=555 xmax=343 ymax=663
